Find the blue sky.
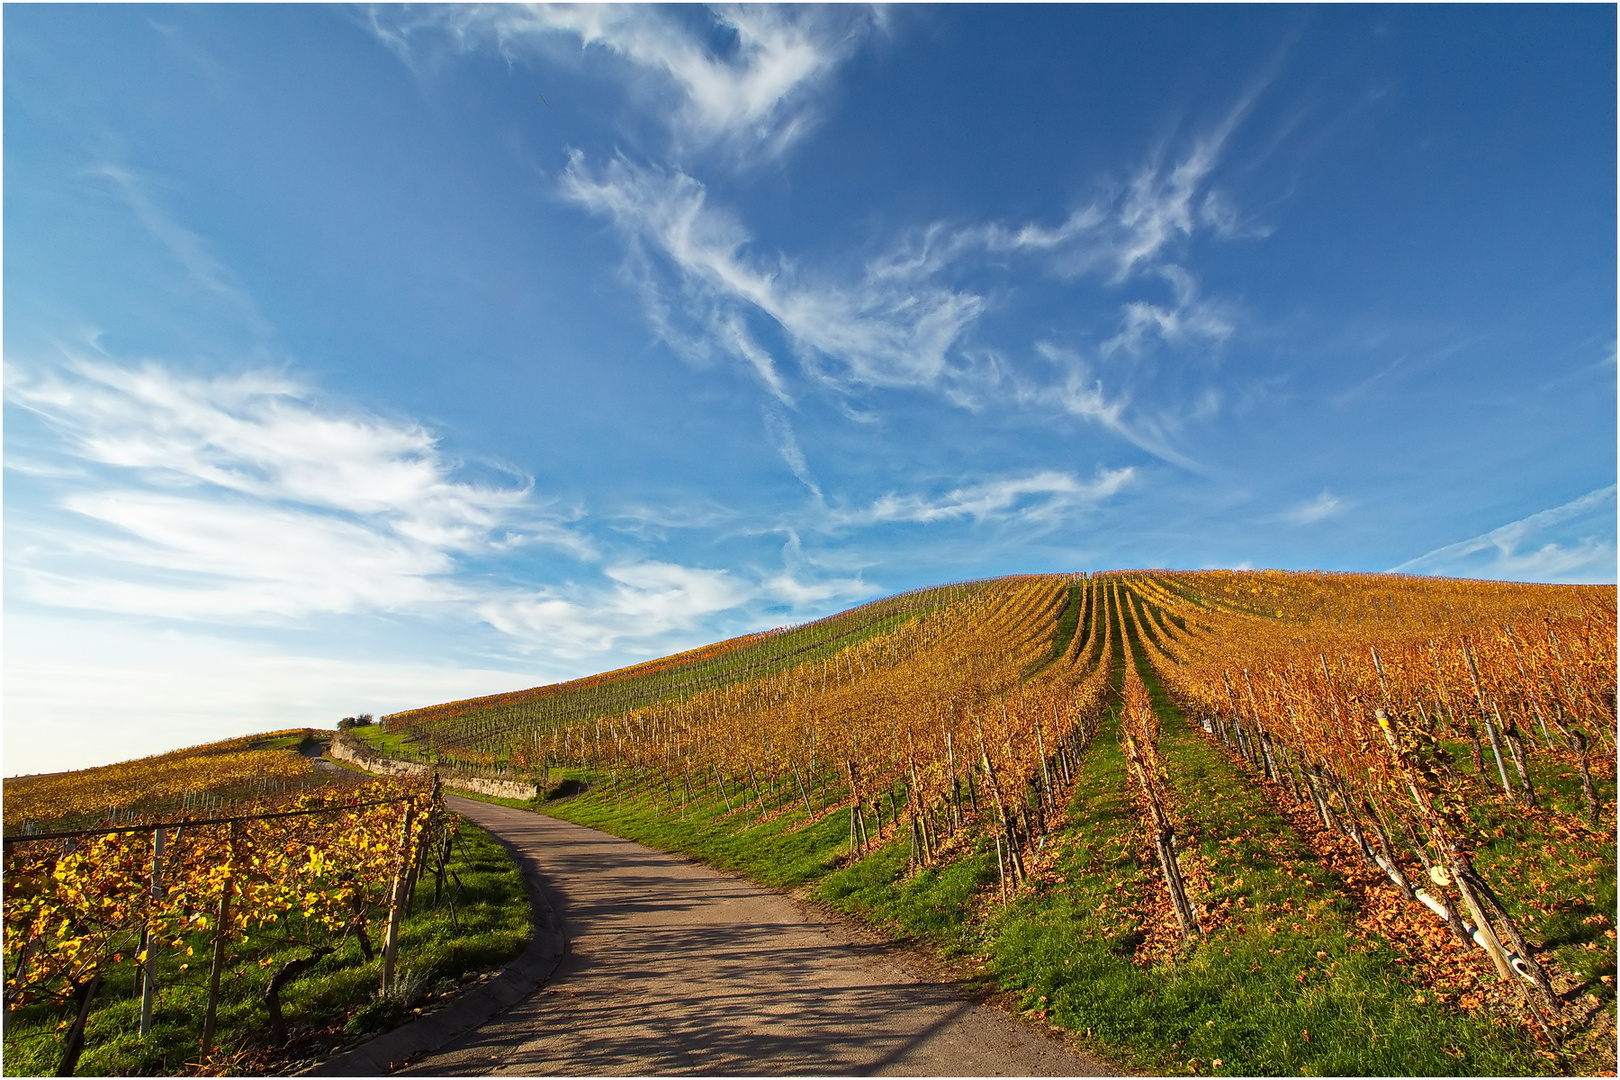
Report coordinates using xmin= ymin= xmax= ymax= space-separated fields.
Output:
xmin=6 ymin=4 xmax=1615 ymax=774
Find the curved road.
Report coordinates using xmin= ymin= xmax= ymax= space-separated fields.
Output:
xmin=405 ymin=796 xmax=1116 ymax=1077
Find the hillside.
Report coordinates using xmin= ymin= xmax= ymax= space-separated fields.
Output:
xmin=375 ymin=578 xmax=997 ymax=768
xmin=360 ymin=569 xmax=1616 ymax=1075
xmin=6 ymin=570 xmax=1612 ymax=1075
xmin=2 ymin=730 xmax=358 ymax=834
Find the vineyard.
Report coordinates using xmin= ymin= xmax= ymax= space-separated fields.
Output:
xmin=371 ymin=569 xmax=1614 ymax=1075
xmin=3 ymin=730 xmax=356 ymax=835
xmin=375 ymin=579 xmax=993 ymax=768
xmin=2 ymin=764 xmax=529 ymax=1076
xmin=6 ymin=569 xmax=1613 ymax=1075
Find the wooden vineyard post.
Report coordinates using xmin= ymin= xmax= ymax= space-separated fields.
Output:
xmin=790 ymin=763 xmax=813 ymax=816
xmin=1241 ymin=671 xmax=1278 ymax=784
xmin=1491 ymin=702 xmax=1536 ymax=807
xmin=994 ymin=834 xmax=1007 ymax=902
xmin=381 ymin=801 xmax=419 ymax=995
xmin=1035 ymin=710 xmax=1053 ymax=809
xmin=844 ymin=760 xmax=868 ymax=855
xmin=1505 ymin=625 xmax=1559 ymax=750
xmin=1460 ymin=640 xmax=1513 ymax=795
xmin=139 ymin=826 xmax=166 ymax=1037
xmin=1439 ymin=845 xmax=1519 ymax=982
xmin=1373 ymin=709 xmax=1555 ymax=1015
xmin=1123 ymin=728 xmax=1199 ymax=940
xmin=200 ymin=821 xmax=239 ymax=1061
xmin=712 ymin=764 xmax=733 ymax=813
xmin=906 ymin=750 xmax=933 ymax=866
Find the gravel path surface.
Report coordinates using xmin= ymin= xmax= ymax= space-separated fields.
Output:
xmin=402 ymin=796 xmax=1118 ymax=1077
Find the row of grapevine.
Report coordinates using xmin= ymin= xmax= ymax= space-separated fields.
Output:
xmin=376 ymin=580 xmax=998 ymax=768
xmin=1116 ymin=604 xmax=1200 ymax=941
xmin=1124 ymin=570 xmax=1615 ymax=1040
xmin=3 ymin=732 xmax=341 ymax=833
xmin=3 ymin=780 xmax=448 ymax=1073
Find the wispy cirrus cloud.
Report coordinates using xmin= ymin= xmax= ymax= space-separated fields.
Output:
xmin=378 ymin=5 xmax=1269 ymax=473
xmin=372 ymin=4 xmax=877 ymax=160
xmin=1390 ymin=485 xmax=1617 ymax=583
xmin=763 ymin=406 xmax=823 ymax=501
xmin=1101 ymin=266 xmax=1234 ymax=357
xmin=474 ymin=560 xmax=749 ymax=657
xmin=562 ymin=153 xmax=987 ymax=398
xmin=970 ymin=81 xmax=1267 ymax=286
xmin=828 ymin=467 xmax=1135 ymax=530
xmin=7 ymin=358 xmax=883 ymax=655
xmin=561 ymin=125 xmax=1254 ymax=470
xmin=476 ymin=557 xmax=879 ymax=659
xmin=7 ymin=358 xmax=579 ymax=621
xmin=88 ymin=163 xmax=272 ymax=340
xmin=1018 ymin=343 xmax=1203 ymax=470
xmin=1283 ymin=490 xmax=1346 ymax=525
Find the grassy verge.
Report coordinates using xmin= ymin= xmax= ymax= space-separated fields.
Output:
xmin=344 ymin=723 xmax=423 ymax=758
xmin=542 ymin=782 xmax=854 ymax=890
xmin=3 ymin=823 xmax=529 ymax=1077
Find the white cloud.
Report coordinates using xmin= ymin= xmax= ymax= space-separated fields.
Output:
xmin=1283 ymin=490 xmax=1346 ymax=525
xmin=25 ymin=492 xmax=457 ymax=619
xmin=1100 ymin=266 xmax=1234 ymax=357
xmin=757 ymin=531 xmax=878 ymax=608
xmin=830 ymin=467 xmax=1135 ymax=529
xmin=758 ymin=570 xmax=874 ymax=609
xmin=606 ymin=500 xmax=739 ymax=540
xmin=6 ymin=359 xmax=585 ymax=622
xmin=381 ymin=4 xmax=1265 ymax=474
xmin=1391 ymin=485 xmax=1617 ymax=583
xmin=975 ymin=115 xmax=1255 ymax=286
xmin=1022 ymin=344 xmax=1203 ymax=470
xmin=561 ymin=122 xmax=1254 ymax=469
xmin=380 ymin=4 xmax=875 ymax=159
xmin=763 ymin=406 xmax=823 ymax=501
xmin=476 ymin=559 xmax=790 ymax=658
xmin=720 ymin=314 xmax=793 ymax=405
xmin=563 ymin=153 xmax=986 ymax=396
xmin=8 ymin=358 xmax=869 ymax=662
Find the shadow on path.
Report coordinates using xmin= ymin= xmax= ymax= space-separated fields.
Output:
xmin=399 ymin=797 xmax=1116 ymax=1077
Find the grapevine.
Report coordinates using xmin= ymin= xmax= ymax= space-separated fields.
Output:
xmin=3 ymin=779 xmax=450 ymax=1071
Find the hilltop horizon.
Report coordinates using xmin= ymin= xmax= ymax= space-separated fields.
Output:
xmin=11 ymin=567 xmax=1611 ymax=780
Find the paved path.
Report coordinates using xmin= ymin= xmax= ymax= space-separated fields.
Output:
xmin=404 ymin=797 xmax=1116 ymax=1077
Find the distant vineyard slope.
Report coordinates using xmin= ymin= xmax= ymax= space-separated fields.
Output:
xmin=378 ymin=577 xmax=1020 ymax=766
xmin=2 ymin=730 xmax=348 ymax=834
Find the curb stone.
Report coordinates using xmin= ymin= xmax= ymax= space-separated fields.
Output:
xmin=300 ymin=797 xmax=567 ymax=1076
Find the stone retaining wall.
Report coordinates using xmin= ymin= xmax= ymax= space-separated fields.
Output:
xmin=327 ymin=737 xmax=539 ymax=801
